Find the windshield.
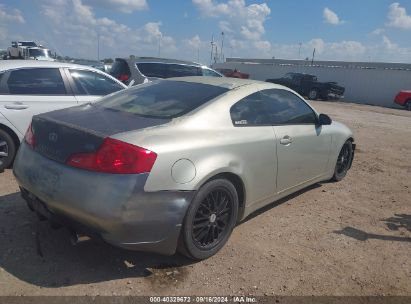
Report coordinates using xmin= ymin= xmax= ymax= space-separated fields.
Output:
xmin=20 ymin=42 xmax=37 ymax=47
xmin=28 ymin=49 xmax=51 ymax=57
xmin=97 ymin=80 xmax=229 ymax=119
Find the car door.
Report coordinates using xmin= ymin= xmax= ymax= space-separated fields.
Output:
xmin=229 ymin=91 xmax=278 ymax=205
xmin=259 ymin=89 xmax=331 ymax=193
xmin=0 ymin=67 xmax=77 ymax=136
xmin=65 ymin=68 xmax=126 ymax=104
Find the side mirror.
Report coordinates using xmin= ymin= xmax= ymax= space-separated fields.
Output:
xmin=318 ymin=113 xmax=332 ymax=125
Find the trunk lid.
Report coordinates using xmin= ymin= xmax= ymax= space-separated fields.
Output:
xmin=32 ymin=103 xmax=170 ymax=163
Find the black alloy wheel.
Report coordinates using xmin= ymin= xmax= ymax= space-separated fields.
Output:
xmin=192 ymin=188 xmax=233 ymax=250
xmin=179 ymin=179 xmax=238 ymax=260
xmin=332 ymin=140 xmax=353 ymax=181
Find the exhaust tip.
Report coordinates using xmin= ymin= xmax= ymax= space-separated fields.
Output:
xmin=69 ymin=230 xmax=90 ymax=245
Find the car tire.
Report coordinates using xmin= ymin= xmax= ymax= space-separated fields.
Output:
xmin=308 ymin=89 xmax=319 ymax=100
xmin=332 ymin=140 xmax=353 ymax=182
xmin=406 ymin=100 xmax=411 ymax=111
xmin=178 ymin=179 xmax=239 ymax=260
xmin=0 ymin=129 xmax=16 ymax=172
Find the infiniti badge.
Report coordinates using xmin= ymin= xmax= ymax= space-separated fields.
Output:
xmin=48 ymin=132 xmax=58 ymax=143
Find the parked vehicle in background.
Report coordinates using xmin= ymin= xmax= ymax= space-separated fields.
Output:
xmin=13 ymin=77 xmax=354 ymax=260
xmin=0 ymin=50 xmax=7 ymax=60
xmin=394 ymin=90 xmax=411 ymax=111
xmin=110 ymin=57 xmax=223 ymax=85
xmin=25 ymin=47 xmax=55 ymax=61
xmin=7 ymin=41 xmax=37 ymax=59
xmin=215 ymin=68 xmax=249 ymax=79
xmin=0 ymin=60 xmax=127 ymax=171
xmin=266 ymin=72 xmax=345 ymax=100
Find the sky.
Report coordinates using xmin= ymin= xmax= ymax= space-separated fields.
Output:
xmin=1 ymin=0 xmax=411 ymax=64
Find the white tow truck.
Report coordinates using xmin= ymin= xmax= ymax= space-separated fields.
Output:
xmin=7 ymin=41 xmax=54 ymax=61
xmin=7 ymin=41 xmax=37 ymax=58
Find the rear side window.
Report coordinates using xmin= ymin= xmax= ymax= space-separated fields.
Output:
xmin=69 ymin=69 xmax=124 ymax=96
xmin=7 ymin=68 xmax=66 ymax=95
xmin=260 ymin=89 xmax=317 ymax=125
xmin=97 ymin=80 xmax=228 ymax=118
xmin=137 ymin=63 xmax=202 ymax=78
xmin=166 ymin=64 xmax=201 ymax=77
xmin=136 ymin=63 xmax=166 ymax=78
xmin=230 ymin=92 xmax=270 ymax=126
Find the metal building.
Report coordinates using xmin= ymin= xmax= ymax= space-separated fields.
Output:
xmin=213 ymin=58 xmax=411 ymax=108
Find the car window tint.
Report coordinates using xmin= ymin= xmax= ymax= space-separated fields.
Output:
xmin=7 ymin=68 xmax=66 ymax=95
xmin=97 ymin=80 xmax=228 ymax=119
xmin=166 ymin=64 xmax=201 ymax=77
xmin=136 ymin=63 xmax=167 ymax=78
xmin=260 ymin=89 xmax=317 ymax=125
xmin=230 ymin=92 xmax=271 ymax=126
xmin=69 ymin=69 xmax=124 ymax=95
xmin=202 ymin=68 xmax=222 ymax=77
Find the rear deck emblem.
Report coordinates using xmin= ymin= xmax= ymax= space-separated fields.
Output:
xmin=48 ymin=132 xmax=58 ymax=143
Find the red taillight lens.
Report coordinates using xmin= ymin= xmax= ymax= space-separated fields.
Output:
xmin=66 ymin=138 xmax=157 ymax=174
xmin=117 ymin=73 xmax=129 ymax=82
xmin=24 ymin=123 xmax=35 ymax=149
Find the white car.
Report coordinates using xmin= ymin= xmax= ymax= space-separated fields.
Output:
xmin=0 ymin=60 xmax=127 ymax=171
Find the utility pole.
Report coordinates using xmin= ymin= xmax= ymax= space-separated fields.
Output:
xmin=158 ymin=34 xmax=162 ymax=57
xmin=210 ymin=34 xmax=214 ymax=65
xmin=220 ymin=31 xmax=224 ymax=62
xmin=311 ymin=48 xmax=316 ymax=65
xmin=97 ymin=33 xmax=100 ymax=61
xmin=298 ymin=42 xmax=302 ymax=59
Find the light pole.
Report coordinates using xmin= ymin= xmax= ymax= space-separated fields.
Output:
xmin=158 ymin=34 xmax=162 ymax=57
xmin=97 ymin=33 xmax=100 ymax=61
xmin=298 ymin=42 xmax=302 ymax=59
xmin=311 ymin=48 xmax=316 ymax=65
xmin=220 ymin=31 xmax=224 ymax=62
xmin=210 ymin=34 xmax=214 ymax=65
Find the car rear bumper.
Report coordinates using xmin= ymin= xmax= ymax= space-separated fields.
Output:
xmin=13 ymin=142 xmax=194 ymax=255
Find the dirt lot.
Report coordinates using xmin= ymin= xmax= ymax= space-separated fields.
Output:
xmin=0 ymin=101 xmax=410 ymax=296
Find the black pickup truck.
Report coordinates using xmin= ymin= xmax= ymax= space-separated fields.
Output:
xmin=266 ymin=73 xmax=345 ymax=100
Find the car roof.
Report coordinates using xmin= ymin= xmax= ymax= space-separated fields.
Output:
xmin=0 ymin=60 xmax=106 ymax=72
xmin=167 ymin=76 xmax=285 ymax=90
xmin=118 ymin=57 xmax=205 ymax=67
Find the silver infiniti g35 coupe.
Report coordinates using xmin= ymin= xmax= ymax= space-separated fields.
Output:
xmin=13 ymin=77 xmax=355 ymax=260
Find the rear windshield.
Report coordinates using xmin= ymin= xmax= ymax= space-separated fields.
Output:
xmin=96 ymin=80 xmax=228 ymax=119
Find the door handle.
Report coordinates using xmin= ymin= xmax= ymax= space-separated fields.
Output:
xmin=280 ymin=135 xmax=293 ymax=145
xmin=4 ymin=103 xmax=29 ymax=110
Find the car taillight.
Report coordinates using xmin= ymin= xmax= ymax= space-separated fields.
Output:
xmin=117 ymin=73 xmax=129 ymax=82
xmin=24 ymin=123 xmax=35 ymax=149
xmin=66 ymin=138 xmax=157 ymax=174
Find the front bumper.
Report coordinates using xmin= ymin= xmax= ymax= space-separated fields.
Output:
xmin=13 ymin=143 xmax=194 ymax=255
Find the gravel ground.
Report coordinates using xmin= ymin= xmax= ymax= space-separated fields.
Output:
xmin=0 ymin=101 xmax=410 ymax=296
